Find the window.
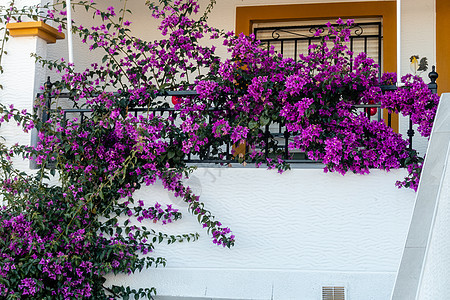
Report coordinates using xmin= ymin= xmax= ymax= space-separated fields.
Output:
xmin=236 ymin=1 xmax=398 ymax=132
xmin=253 ymin=19 xmax=382 ymax=74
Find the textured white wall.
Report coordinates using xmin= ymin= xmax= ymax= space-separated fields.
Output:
xmin=106 ymin=167 xmax=415 ymax=300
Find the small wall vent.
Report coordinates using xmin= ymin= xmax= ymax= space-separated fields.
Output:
xmin=322 ymin=286 xmax=345 ymax=300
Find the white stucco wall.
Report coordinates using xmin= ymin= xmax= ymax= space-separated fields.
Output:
xmin=106 ymin=167 xmax=415 ymax=300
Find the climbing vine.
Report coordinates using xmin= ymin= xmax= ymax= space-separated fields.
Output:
xmin=0 ymin=0 xmax=439 ymax=299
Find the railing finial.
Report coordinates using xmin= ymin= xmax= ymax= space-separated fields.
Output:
xmin=42 ymin=77 xmax=52 ymax=123
xmin=428 ymin=66 xmax=438 ymax=94
xmin=44 ymin=76 xmax=53 ymax=91
xmin=429 ymin=65 xmax=438 ymax=83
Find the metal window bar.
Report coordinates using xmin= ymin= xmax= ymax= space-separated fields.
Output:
xmin=38 ymin=69 xmax=438 ymax=165
xmin=378 ymin=22 xmax=382 ymax=78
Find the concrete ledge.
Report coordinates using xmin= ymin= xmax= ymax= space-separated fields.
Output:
xmin=108 ymin=269 xmax=398 ymax=300
xmin=6 ymin=21 xmax=65 ymax=43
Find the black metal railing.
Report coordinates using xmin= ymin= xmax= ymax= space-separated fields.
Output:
xmin=37 ymin=68 xmax=438 ymax=164
xmin=37 ymin=86 xmax=237 ymax=164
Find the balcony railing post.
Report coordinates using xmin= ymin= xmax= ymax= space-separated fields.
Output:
xmin=428 ymin=65 xmax=438 ymax=94
xmin=407 ymin=119 xmax=414 ymax=150
xmin=42 ymin=76 xmax=52 ymax=122
xmin=264 ymin=125 xmax=269 ymax=159
xmin=406 ymin=67 xmax=438 ymax=151
xmin=284 ymin=129 xmax=290 ymax=159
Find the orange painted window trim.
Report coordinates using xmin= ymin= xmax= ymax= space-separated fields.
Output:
xmin=436 ymin=0 xmax=449 ymax=94
xmin=236 ymin=1 xmax=398 ymax=132
xmin=6 ymin=21 xmax=65 ymax=44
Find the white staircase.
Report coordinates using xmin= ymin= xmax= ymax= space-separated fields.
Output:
xmin=392 ymin=93 xmax=450 ymax=299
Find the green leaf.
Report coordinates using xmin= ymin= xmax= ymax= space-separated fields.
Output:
xmin=260 ymin=116 xmax=270 ymax=126
xmin=248 ymin=120 xmax=258 ymax=129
